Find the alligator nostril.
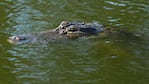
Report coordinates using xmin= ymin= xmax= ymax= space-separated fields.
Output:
xmin=10 ymin=36 xmax=20 ymax=41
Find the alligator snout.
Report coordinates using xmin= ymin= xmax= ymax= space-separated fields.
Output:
xmin=8 ymin=36 xmax=25 ymax=44
xmin=10 ymin=36 xmax=26 ymax=41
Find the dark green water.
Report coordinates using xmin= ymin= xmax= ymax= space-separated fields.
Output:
xmin=0 ymin=0 xmax=149 ymax=84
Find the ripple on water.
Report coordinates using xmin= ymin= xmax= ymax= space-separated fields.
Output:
xmin=2 ymin=0 xmax=149 ymax=84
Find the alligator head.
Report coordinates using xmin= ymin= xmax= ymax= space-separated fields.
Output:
xmin=8 ymin=21 xmax=105 ymax=44
xmin=54 ymin=21 xmax=104 ymax=38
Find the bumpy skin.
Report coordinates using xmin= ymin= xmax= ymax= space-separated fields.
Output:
xmin=55 ymin=21 xmax=104 ymax=35
xmin=8 ymin=21 xmax=104 ymax=44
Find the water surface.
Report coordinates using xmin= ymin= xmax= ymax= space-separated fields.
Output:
xmin=0 ymin=0 xmax=149 ymax=84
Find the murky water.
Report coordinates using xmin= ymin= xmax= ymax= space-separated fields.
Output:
xmin=0 ymin=0 xmax=149 ymax=84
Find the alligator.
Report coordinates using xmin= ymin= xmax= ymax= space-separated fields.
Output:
xmin=8 ymin=21 xmax=141 ymax=44
xmin=8 ymin=21 xmax=105 ymax=44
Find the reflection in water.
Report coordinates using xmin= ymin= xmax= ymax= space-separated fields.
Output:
xmin=0 ymin=0 xmax=149 ymax=84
